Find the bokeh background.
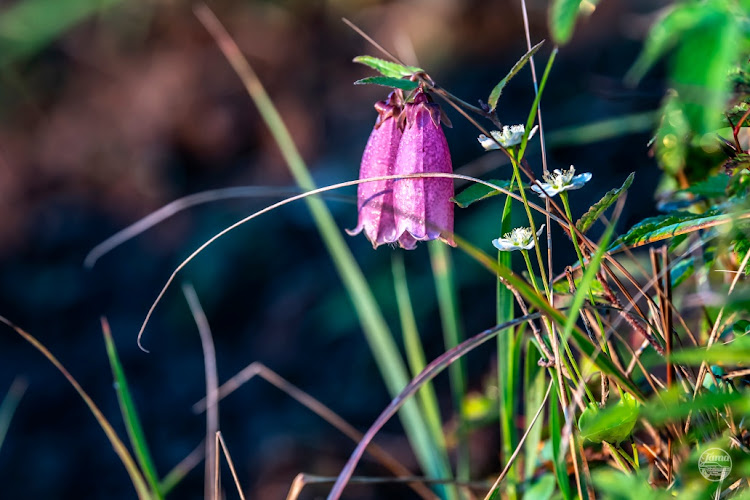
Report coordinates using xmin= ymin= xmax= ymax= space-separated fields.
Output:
xmin=0 ymin=0 xmax=667 ymax=498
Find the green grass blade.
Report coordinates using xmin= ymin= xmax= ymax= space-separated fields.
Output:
xmin=519 ymin=48 xmax=558 ymax=161
xmin=102 ymin=321 xmax=163 ymax=499
xmin=496 ymin=189 xmax=519 ymax=499
xmin=391 ymin=254 xmax=451 ymax=472
xmin=428 ymin=241 xmax=469 ymax=483
xmin=194 ymin=7 xmax=453 ymax=494
xmin=550 ymin=386 xmax=573 ymax=500
xmin=524 ymin=341 xmax=547 ymax=481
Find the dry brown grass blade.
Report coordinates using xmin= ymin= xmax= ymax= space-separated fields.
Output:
xmin=183 ymin=284 xmax=219 ymax=500
xmin=0 ymin=315 xmax=151 ymax=499
xmin=216 ymin=431 xmax=246 ymax=500
xmin=193 ymin=361 xmax=435 ymax=500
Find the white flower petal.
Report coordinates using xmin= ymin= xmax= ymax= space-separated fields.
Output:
xmin=478 ymin=134 xmax=500 ymax=151
xmin=492 ymin=238 xmax=519 ymax=251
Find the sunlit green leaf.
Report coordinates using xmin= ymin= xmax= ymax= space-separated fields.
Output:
xmin=576 ymin=173 xmax=634 ymax=233
xmin=354 ymin=76 xmax=419 ymax=91
xmin=578 ymin=393 xmax=640 ymax=444
xmin=487 ymin=40 xmax=544 ymax=112
xmin=451 ymin=179 xmax=525 ymax=208
xmin=353 ymin=56 xmax=423 ymax=78
xmin=549 ymin=0 xmax=583 ymax=45
xmin=611 ymin=210 xmax=726 ymax=249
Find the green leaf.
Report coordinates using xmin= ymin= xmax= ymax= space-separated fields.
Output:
xmin=353 ymin=56 xmax=422 ymax=78
xmin=549 ymin=0 xmax=583 ymax=45
xmin=678 ymin=173 xmax=730 ymax=198
xmin=655 ymin=92 xmax=691 ymax=175
xmin=576 ymin=173 xmax=635 ymax=233
xmin=610 ymin=210 xmax=727 ymax=249
xmin=487 ymin=40 xmax=544 ymax=112
xmin=670 ymin=334 xmax=750 ymax=366
xmin=625 ymin=4 xmax=706 ymax=85
xmin=578 ymin=393 xmax=640 ymax=444
xmin=550 ymin=387 xmax=573 ymax=500
xmin=354 ymin=76 xmax=419 ymax=91
xmin=670 ymin=4 xmax=740 ymax=135
xmin=640 ymin=387 xmax=746 ymax=425
xmin=592 ymin=470 xmax=673 ymax=500
xmin=524 ymin=342 xmax=547 ymax=480
xmin=451 ymin=179 xmax=525 ymax=208
xmin=524 ymin=474 xmax=556 ymax=500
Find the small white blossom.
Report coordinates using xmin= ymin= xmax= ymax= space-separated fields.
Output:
xmin=478 ymin=124 xmax=538 ymax=150
xmin=492 ymin=225 xmax=545 ymax=252
xmin=530 ymin=165 xmax=592 ymax=198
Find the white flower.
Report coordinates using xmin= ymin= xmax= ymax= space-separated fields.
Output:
xmin=530 ymin=165 xmax=592 ymax=198
xmin=492 ymin=225 xmax=545 ymax=252
xmin=478 ymin=124 xmax=538 ymax=150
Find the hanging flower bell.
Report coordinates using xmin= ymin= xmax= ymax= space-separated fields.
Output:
xmin=392 ymin=90 xmax=455 ymax=249
xmin=347 ymin=90 xmax=404 ymax=248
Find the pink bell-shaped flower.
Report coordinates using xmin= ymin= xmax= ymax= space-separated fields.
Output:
xmin=347 ymin=90 xmax=404 ymax=248
xmin=393 ymin=90 xmax=455 ymax=249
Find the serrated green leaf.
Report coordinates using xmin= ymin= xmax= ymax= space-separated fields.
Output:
xmin=576 ymin=173 xmax=634 ymax=233
xmin=451 ymin=179 xmax=526 ymax=208
xmin=578 ymin=393 xmax=640 ymax=444
xmin=549 ymin=0 xmax=583 ymax=45
xmin=353 ymin=56 xmax=422 ymax=79
xmin=487 ymin=40 xmax=544 ymax=112
xmin=610 ymin=210 xmax=727 ymax=249
xmin=354 ymin=76 xmax=420 ymax=91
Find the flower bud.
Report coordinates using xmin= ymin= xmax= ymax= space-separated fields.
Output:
xmin=347 ymin=90 xmax=404 ymax=248
xmin=393 ymin=90 xmax=455 ymax=249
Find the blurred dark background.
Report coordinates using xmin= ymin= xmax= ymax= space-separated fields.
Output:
xmin=0 ymin=0 xmax=667 ymax=498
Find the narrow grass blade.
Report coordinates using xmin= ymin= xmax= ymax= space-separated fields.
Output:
xmin=102 ymin=319 xmax=163 ymax=499
xmin=495 ymin=190 xmax=518 ymax=499
xmin=193 ymin=5 xmax=452 ymax=490
xmin=428 ymin=241 xmax=469 ymax=483
xmin=0 ymin=377 xmax=27 ymax=452
xmin=550 ymin=386 xmax=573 ymax=500
xmin=523 ymin=342 xmax=547 ymax=480
xmin=392 ymin=255 xmax=449 ymax=466
xmin=0 ymin=316 xmax=151 ymax=499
